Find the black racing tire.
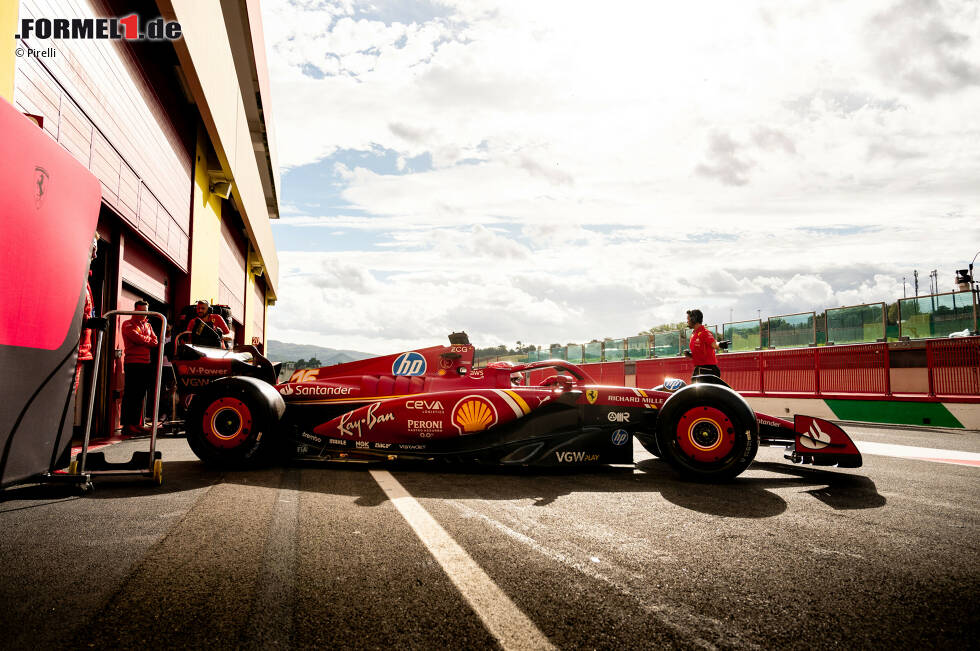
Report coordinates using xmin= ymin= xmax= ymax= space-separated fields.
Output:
xmin=655 ymin=383 xmax=758 ymax=482
xmin=185 ymin=376 xmax=286 ymax=469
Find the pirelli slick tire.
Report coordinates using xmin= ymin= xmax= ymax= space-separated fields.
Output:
xmin=655 ymin=383 xmax=758 ymax=482
xmin=186 ymin=376 xmax=286 ymax=469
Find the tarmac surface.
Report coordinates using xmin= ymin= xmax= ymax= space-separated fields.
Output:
xmin=1 ymin=424 xmax=978 ymax=649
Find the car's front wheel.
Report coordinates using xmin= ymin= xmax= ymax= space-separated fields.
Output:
xmin=185 ymin=376 xmax=285 ymax=469
xmin=654 ymin=383 xmax=758 ymax=482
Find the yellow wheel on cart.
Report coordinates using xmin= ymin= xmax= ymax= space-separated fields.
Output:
xmin=152 ymin=458 xmax=163 ymax=486
xmin=68 ymin=459 xmax=78 ymax=475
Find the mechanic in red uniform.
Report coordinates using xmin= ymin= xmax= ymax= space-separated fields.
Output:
xmin=184 ymin=300 xmax=232 ymax=349
xmin=684 ymin=308 xmax=720 ymax=380
xmin=121 ymin=299 xmax=158 ymax=435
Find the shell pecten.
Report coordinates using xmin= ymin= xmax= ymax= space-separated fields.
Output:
xmin=453 ymin=398 xmax=495 ymax=433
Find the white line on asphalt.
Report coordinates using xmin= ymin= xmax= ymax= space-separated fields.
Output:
xmin=369 ymin=469 xmax=556 ymax=651
xmin=450 ymin=501 xmax=727 ymax=650
xmin=856 ymin=441 xmax=980 ymax=466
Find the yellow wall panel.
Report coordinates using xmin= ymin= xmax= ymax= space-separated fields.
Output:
xmin=1 ymin=1 xmax=18 ymax=101
xmin=188 ymin=126 xmax=223 ymax=304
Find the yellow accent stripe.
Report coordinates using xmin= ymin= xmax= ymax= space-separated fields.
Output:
xmin=503 ymin=390 xmax=531 ymax=415
xmin=637 ymin=389 xmax=648 ymax=397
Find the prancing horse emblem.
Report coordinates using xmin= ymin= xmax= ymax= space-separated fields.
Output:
xmin=34 ymin=166 xmax=50 ymax=209
xmin=586 ymin=389 xmax=598 ymax=404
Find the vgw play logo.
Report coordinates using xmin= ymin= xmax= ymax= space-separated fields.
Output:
xmin=392 ymin=352 xmax=426 ymax=376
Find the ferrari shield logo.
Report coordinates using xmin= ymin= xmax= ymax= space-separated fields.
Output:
xmin=586 ymin=389 xmax=598 ymax=404
xmin=34 ymin=166 xmax=49 ymax=209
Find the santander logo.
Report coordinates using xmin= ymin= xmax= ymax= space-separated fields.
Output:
xmin=800 ymin=421 xmax=832 ymax=450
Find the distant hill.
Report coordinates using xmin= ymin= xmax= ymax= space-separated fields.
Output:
xmin=266 ymin=340 xmax=376 ymax=365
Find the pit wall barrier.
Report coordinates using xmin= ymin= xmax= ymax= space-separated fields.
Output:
xmin=521 ymin=337 xmax=980 ymax=429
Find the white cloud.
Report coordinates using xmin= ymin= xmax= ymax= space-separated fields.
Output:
xmin=261 ymin=0 xmax=980 ymax=352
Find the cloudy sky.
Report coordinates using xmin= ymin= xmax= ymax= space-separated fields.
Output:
xmin=259 ymin=0 xmax=980 ymax=353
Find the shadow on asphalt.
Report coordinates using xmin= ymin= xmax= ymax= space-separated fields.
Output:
xmin=1 ymin=456 xmax=886 ymax=519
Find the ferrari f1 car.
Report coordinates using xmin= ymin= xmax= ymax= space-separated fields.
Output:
xmin=174 ymin=334 xmax=862 ymax=481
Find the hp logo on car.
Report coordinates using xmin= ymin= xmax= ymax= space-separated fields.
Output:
xmin=611 ymin=429 xmax=629 ymax=446
xmin=392 ymin=352 xmax=427 ymax=376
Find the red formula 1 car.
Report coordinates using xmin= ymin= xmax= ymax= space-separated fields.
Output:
xmin=175 ymin=334 xmax=862 ymax=481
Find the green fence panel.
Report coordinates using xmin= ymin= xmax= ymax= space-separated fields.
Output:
xmin=547 ymin=345 xmax=566 ymax=360
xmin=584 ymin=341 xmax=602 ymax=363
xmin=566 ymin=344 xmax=584 ymax=363
xmin=899 ymin=291 xmax=977 ymax=339
xmin=653 ymin=331 xmax=680 ymax=357
xmin=827 ymin=303 xmax=885 ymax=344
xmin=723 ymin=320 xmax=761 ymax=351
xmin=769 ymin=313 xmax=815 ymax=348
xmin=604 ymin=339 xmax=624 ymax=361
xmin=626 ymin=335 xmax=650 ymax=359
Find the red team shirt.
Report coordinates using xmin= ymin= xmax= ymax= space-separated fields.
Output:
xmin=689 ymin=324 xmax=718 ymax=366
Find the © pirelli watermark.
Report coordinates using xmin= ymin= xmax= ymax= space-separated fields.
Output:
xmin=15 ymin=15 xmax=182 ymax=42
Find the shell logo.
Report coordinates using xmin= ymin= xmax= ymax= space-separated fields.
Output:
xmin=451 ymin=395 xmax=498 ymax=434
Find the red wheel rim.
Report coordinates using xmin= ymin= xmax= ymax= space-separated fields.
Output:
xmin=202 ymin=397 xmax=252 ymax=449
xmin=675 ymin=405 xmax=735 ymax=462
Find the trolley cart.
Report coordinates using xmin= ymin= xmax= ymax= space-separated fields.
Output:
xmin=69 ymin=310 xmax=167 ymax=486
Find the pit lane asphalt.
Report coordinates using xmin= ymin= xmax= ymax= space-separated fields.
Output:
xmin=1 ymin=425 xmax=977 ymax=650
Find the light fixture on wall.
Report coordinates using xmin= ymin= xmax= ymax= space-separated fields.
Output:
xmin=209 ymin=178 xmax=233 ymax=199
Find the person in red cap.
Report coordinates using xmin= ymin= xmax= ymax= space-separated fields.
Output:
xmin=685 ymin=308 xmax=721 ymax=380
xmin=121 ymin=299 xmax=158 ymax=435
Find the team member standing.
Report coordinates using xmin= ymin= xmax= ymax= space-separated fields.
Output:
xmin=685 ymin=309 xmax=721 ymax=380
xmin=121 ymin=300 xmax=158 ymax=435
xmin=185 ymin=300 xmax=232 ymax=349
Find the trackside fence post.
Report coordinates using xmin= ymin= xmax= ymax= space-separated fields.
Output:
xmin=926 ymin=341 xmax=935 ymax=397
xmin=883 ymin=342 xmax=892 ymax=397
xmin=814 ymin=347 xmax=821 ymax=396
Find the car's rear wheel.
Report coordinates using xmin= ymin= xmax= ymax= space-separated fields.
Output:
xmin=186 ymin=377 xmax=285 ymax=469
xmin=655 ymin=383 xmax=758 ymax=481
